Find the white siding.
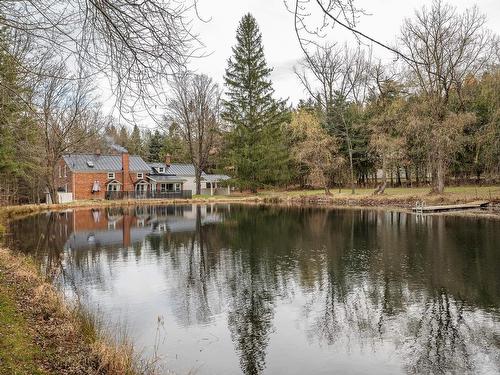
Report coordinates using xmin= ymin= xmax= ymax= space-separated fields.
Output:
xmin=182 ymin=176 xmax=196 ymax=193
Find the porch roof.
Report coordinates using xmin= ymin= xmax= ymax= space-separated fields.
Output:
xmin=147 ymin=175 xmax=186 ymax=183
xmin=106 ymin=179 xmax=122 ymax=185
xmin=202 ymin=174 xmax=231 ymax=182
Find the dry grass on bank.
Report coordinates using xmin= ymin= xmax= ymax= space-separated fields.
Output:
xmin=260 ymin=185 xmax=500 ymax=200
xmin=0 ymin=247 xmax=154 ymax=375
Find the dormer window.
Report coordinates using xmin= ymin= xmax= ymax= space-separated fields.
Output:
xmin=158 ymin=167 xmax=165 ymax=174
xmin=107 ymin=172 xmax=115 ymax=179
xmin=137 ymin=173 xmax=144 ymax=179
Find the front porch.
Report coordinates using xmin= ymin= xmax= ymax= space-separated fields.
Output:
xmin=200 ymin=175 xmax=231 ymax=196
xmin=105 ymin=190 xmax=192 ymax=200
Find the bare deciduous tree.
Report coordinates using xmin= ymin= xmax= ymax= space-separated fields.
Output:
xmin=37 ymin=63 xmax=104 ymax=203
xmin=295 ymin=43 xmax=370 ymax=194
xmin=165 ymin=73 xmax=220 ymax=195
xmin=400 ymin=0 xmax=495 ymax=193
xmin=290 ymin=109 xmax=344 ymax=194
xmin=0 ymin=0 xmax=201 ymax=115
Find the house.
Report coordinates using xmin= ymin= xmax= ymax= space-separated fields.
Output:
xmin=54 ymin=151 xmax=230 ymax=202
xmin=148 ymin=155 xmax=231 ymax=196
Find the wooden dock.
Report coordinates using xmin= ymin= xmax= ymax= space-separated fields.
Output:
xmin=413 ymin=201 xmax=490 ymax=213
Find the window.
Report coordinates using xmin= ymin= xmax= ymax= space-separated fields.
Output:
xmin=160 ymin=183 xmax=175 ymax=192
xmin=63 ymin=165 xmax=67 ymax=177
xmin=158 ymin=167 xmax=165 ymax=173
xmin=107 ymin=183 xmax=120 ymax=191
xmin=174 ymin=183 xmax=181 ymax=192
xmin=107 ymin=172 xmax=115 ymax=179
xmin=206 ymin=182 xmax=212 ymax=189
xmin=58 ymin=165 xmax=62 ymax=178
xmin=137 ymin=173 xmax=144 ymax=179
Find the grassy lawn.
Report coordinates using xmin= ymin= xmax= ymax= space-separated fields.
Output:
xmin=256 ymin=186 xmax=500 ymax=200
xmin=191 ymin=186 xmax=500 ymax=203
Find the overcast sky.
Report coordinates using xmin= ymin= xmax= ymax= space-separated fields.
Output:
xmin=102 ymin=0 xmax=500 ymax=128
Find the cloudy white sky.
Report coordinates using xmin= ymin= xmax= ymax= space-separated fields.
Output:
xmin=102 ymin=0 xmax=500 ymax=128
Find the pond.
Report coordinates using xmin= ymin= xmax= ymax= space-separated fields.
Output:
xmin=5 ymin=204 xmax=500 ymax=374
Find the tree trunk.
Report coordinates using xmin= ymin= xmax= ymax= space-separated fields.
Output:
xmin=373 ymin=158 xmax=387 ymax=195
xmin=48 ymin=163 xmax=59 ymax=204
xmin=432 ymin=158 xmax=445 ymax=194
xmin=323 ymin=173 xmax=331 ymax=195
xmin=405 ymin=167 xmax=412 ymax=188
xmin=347 ymin=140 xmax=355 ymax=194
xmin=195 ymin=168 xmax=202 ymax=195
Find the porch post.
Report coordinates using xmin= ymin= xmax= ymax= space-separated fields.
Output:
xmin=227 ymin=185 xmax=230 ymax=195
xmin=210 ymin=183 xmax=214 ymax=196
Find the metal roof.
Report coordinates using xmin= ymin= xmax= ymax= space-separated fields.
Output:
xmin=147 ymin=175 xmax=187 ymax=183
xmin=202 ymin=174 xmax=231 ymax=182
xmin=148 ymin=163 xmax=197 ymax=175
xmin=148 ymin=163 xmax=230 ymax=181
xmin=63 ymin=154 xmax=150 ymax=172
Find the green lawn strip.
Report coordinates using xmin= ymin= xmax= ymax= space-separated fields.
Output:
xmin=0 ymin=280 xmax=46 ymax=375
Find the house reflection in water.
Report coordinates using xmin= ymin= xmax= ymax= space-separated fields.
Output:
xmin=54 ymin=205 xmax=228 ymax=252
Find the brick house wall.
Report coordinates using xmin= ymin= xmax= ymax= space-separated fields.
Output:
xmin=71 ymin=171 xmax=145 ymax=200
xmin=59 ymin=153 xmax=147 ymax=200
xmin=55 ymin=158 xmax=73 ymax=193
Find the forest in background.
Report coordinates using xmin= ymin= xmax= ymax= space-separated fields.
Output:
xmin=0 ymin=0 xmax=499 ymax=204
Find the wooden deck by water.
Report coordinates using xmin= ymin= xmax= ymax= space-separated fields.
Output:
xmin=413 ymin=201 xmax=490 ymax=213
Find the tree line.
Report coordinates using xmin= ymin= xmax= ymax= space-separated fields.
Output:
xmin=165 ymin=2 xmax=499 ymax=195
xmin=0 ymin=0 xmax=499 ymax=204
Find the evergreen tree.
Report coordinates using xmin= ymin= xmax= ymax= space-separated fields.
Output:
xmin=118 ymin=126 xmax=129 ymax=151
xmin=148 ymin=130 xmax=165 ymax=162
xmin=163 ymin=121 xmax=191 ymax=163
xmin=128 ymin=124 xmax=142 ymax=155
xmin=222 ymin=13 xmax=290 ymax=192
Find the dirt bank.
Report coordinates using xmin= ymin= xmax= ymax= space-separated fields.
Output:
xmin=0 ymin=247 xmax=148 ymax=375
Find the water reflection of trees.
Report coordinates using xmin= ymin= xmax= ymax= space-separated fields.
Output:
xmin=7 ymin=205 xmax=500 ymax=374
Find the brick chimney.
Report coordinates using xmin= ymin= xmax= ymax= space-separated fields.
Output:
xmin=122 ymin=152 xmax=132 ymax=194
xmin=165 ymin=154 xmax=172 ymax=166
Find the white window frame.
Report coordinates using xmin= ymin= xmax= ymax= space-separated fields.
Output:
xmin=63 ymin=165 xmax=67 ymax=177
xmin=107 ymin=172 xmax=115 ymax=179
xmin=58 ymin=165 xmax=62 ymax=178
xmin=174 ymin=183 xmax=181 ymax=192
xmin=160 ymin=183 xmax=167 ymax=192
xmin=107 ymin=183 xmax=120 ymax=191
xmin=158 ymin=167 xmax=165 ymax=173
xmin=135 ymin=183 xmax=146 ymax=192
xmin=137 ymin=172 xmax=144 ymax=179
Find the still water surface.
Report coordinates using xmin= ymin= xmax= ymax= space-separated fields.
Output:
xmin=6 ymin=204 xmax=500 ymax=374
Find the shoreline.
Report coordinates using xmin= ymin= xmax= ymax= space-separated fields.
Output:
xmin=1 ymin=190 xmax=500 ymax=234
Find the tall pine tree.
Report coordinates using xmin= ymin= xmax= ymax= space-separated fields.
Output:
xmin=222 ymin=14 xmax=290 ymax=192
xmin=147 ymin=130 xmax=165 ymax=162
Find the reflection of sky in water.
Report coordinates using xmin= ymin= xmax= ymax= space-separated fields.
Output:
xmin=7 ymin=205 xmax=500 ymax=374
